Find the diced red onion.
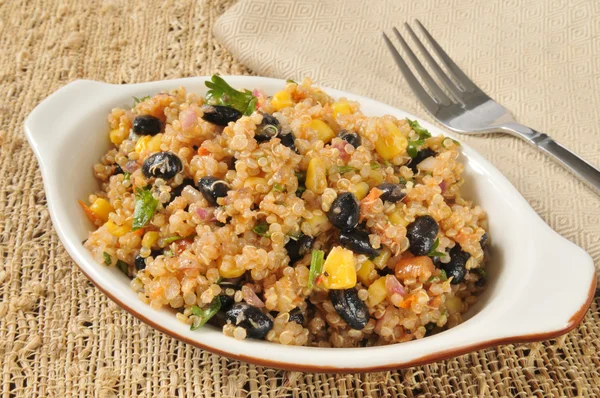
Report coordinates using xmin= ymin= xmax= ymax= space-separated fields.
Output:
xmin=439 ymin=181 xmax=447 ymax=193
xmin=180 ymin=108 xmax=197 ymax=130
xmin=332 ymin=141 xmax=350 ymax=160
xmin=385 ymin=274 xmax=406 ymax=298
xmin=242 ymin=285 xmax=265 ymax=308
xmin=196 ymin=208 xmax=209 ymax=220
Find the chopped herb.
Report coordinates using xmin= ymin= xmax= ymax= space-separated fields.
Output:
xmin=473 ymin=268 xmax=487 ymax=278
xmin=215 ymin=276 xmax=223 ymax=284
xmin=103 ymin=252 xmax=112 ymax=266
xmin=452 ymin=139 xmax=461 ymax=146
xmin=205 ymin=75 xmax=257 ymax=116
xmin=286 ymin=79 xmax=298 ymax=84
xmin=308 ymin=250 xmax=325 ymax=289
xmin=407 ymin=139 xmax=425 ymax=158
xmin=382 ymin=160 xmax=393 ymax=168
xmin=296 ymin=185 xmax=306 ymax=196
xmin=133 ymin=95 xmax=151 ymax=106
xmin=370 ymin=161 xmax=381 ymax=170
xmin=406 ymin=118 xmax=432 ymax=140
xmin=163 ymin=249 xmax=174 ymax=257
xmin=116 ymin=260 xmax=129 ymax=276
xmin=295 ymin=171 xmax=306 ymax=181
xmin=272 ymin=183 xmax=286 ymax=192
xmin=428 ymin=239 xmax=446 ymax=258
xmin=132 ymin=187 xmax=159 ymax=231
xmin=163 ymin=235 xmax=183 ymax=244
xmin=190 ymin=298 xmax=221 ymax=330
xmin=123 ymin=172 xmax=131 ymax=181
xmin=399 ymin=177 xmax=407 ymax=185
xmin=427 ymin=269 xmax=448 ymax=283
xmin=252 ymin=222 xmax=271 ymax=238
xmin=337 ymin=165 xmax=358 ymax=174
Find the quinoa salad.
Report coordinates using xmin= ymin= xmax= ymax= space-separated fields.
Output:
xmin=80 ymin=76 xmax=489 ymax=347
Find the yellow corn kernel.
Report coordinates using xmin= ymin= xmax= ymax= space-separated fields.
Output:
xmin=306 ymin=158 xmax=327 ymax=194
xmin=332 ymin=101 xmax=352 ymax=118
xmin=357 ymin=259 xmax=377 ymax=286
xmin=219 ymin=262 xmax=246 ymax=279
xmin=89 ymin=198 xmax=113 ymax=223
xmin=321 ymin=246 xmax=356 ymax=289
xmin=244 ymin=176 xmax=268 ymax=190
xmin=142 ymin=231 xmax=160 ymax=248
xmin=350 ymin=182 xmax=370 ymax=200
xmin=271 ymin=90 xmax=293 ymax=111
xmin=309 ymin=119 xmax=335 ymax=143
xmin=372 ymin=246 xmax=392 ymax=269
xmin=109 ymin=128 xmax=128 ymax=146
xmin=375 ymin=120 xmax=408 ymax=160
xmin=304 ymin=211 xmax=330 ymax=234
xmin=147 ymin=133 xmax=163 ymax=152
xmin=367 ymin=276 xmax=387 ymax=307
xmin=135 ymin=136 xmax=151 ymax=153
xmin=388 ymin=209 xmax=409 ymax=226
xmin=105 ymin=220 xmax=131 ymax=237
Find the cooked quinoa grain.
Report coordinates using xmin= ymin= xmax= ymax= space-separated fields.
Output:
xmin=81 ymin=76 xmax=489 ymax=347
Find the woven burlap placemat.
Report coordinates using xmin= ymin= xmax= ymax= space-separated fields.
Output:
xmin=1 ymin=0 xmax=598 ymax=396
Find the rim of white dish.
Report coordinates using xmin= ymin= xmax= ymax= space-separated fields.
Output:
xmin=24 ymin=76 xmax=596 ymax=372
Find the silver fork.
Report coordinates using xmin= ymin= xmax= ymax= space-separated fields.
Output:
xmin=383 ymin=20 xmax=600 ymax=194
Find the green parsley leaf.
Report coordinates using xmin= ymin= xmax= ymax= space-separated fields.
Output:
xmin=123 ymin=172 xmax=131 ymax=181
xmin=452 ymin=139 xmax=461 ymax=146
xmin=407 ymin=139 xmax=425 ymax=158
xmin=205 ymin=75 xmax=257 ymax=116
xmin=473 ymin=268 xmax=487 ymax=278
xmin=286 ymin=79 xmax=298 ymax=84
xmin=163 ymin=235 xmax=183 ymax=244
xmin=272 ymin=183 xmax=286 ymax=192
xmin=163 ymin=249 xmax=174 ymax=257
xmin=308 ymin=250 xmax=325 ymax=289
xmin=399 ymin=177 xmax=407 ymax=185
xmin=252 ymin=222 xmax=271 ymax=237
xmin=132 ymin=187 xmax=158 ymax=231
xmin=406 ymin=118 xmax=432 ymax=140
xmin=190 ymin=298 xmax=221 ymax=330
xmin=369 ymin=161 xmax=381 ymax=170
xmin=426 ymin=269 xmax=447 ymax=283
xmin=103 ymin=252 xmax=112 ymax=266
xmin=428 ymin=239 xmax=446 ymax=257
xmin=116 ymin=260 xmax=129 ymax=276
xmin=133 ymin=95 xmax=151 ymax=106
xmin=382 ymin=160 xmax=393 ymax=168
xmin=337 ymin=165 xmax=358 ymax=174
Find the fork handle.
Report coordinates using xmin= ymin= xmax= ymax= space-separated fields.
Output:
xmin=504 ymin=122 xmax=600 ymax=194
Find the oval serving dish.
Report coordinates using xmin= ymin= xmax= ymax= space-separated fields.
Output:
xmin=24 ymin=76 xmax=596 ymax=372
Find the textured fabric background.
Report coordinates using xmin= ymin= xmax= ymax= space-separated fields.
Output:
xmin=1 ymin=0 xmax=599 ymax=396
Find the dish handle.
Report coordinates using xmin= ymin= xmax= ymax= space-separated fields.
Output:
xmin=24 ymin=80 xmax=118 ymax=167
xmin=495 ymin=231 xmax=596 ymax=340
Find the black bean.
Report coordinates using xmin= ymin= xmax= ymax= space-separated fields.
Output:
xmin=225 ymin=303 xmax=274 ymax=339
xmin=168 ymin=178 xmax=195 ymax=204
xmin=218 ymin=294 xmax=235 ymax=311
xmin=407 ymin=148 xmax=435 ymax=172
xmin=113 ymin=164 xmax=124 ymax=175
xmin=133 ymin=115 xmax=162 ymax=136
xmin=289 ymin=307 xmax=305 ymax=325
xmin=338 ymin=130 xmax=361 ymax=147
xmin=328 ymin=192 xmax=360 ymax=231
xmin=339 ymin=230 xmax=380 ymax=256
xmin=219 ymin=276 xmax=245 ymax=289
xmin=255 ymin=113 xmax=280 ymax=142
xmin=441 ymin=245 xmax=470 ymax=284
xmin=406 ymin=215 xmax=439 ymax=256
xmin=329 ymin=288 xmax=370 ymax=330
xmin=475 ymin=277 xmax=487 ymax=287
xmin=480 ymin=232 xmax=489 ymax=249
xmin=142 ymin=152 xmax=183 ymax=180
xmin=285 ymin=235 xmax=315 ymax=264
xmin=134 ymin=254 xmax=146 ymax=270
xmin=376 ymin=183 xmax=406 ymax=203
xmin=279 ymin=132 xmax=297 ymax=152
xmin=201 ymin=105 xmax=242 ymax=126
xmin=197 ymin=176 xmax=230 ymax=206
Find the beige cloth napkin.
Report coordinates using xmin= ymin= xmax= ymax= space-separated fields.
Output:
xmin=214 ymin=0 xmax=600 ymax=260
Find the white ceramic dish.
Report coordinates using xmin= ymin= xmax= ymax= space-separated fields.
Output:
xmin=24 ymin=76 xmax=596 ymax=372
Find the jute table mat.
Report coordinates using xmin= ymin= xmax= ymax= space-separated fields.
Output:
xmin=0 ymin=0 xmax=598 ymax=396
